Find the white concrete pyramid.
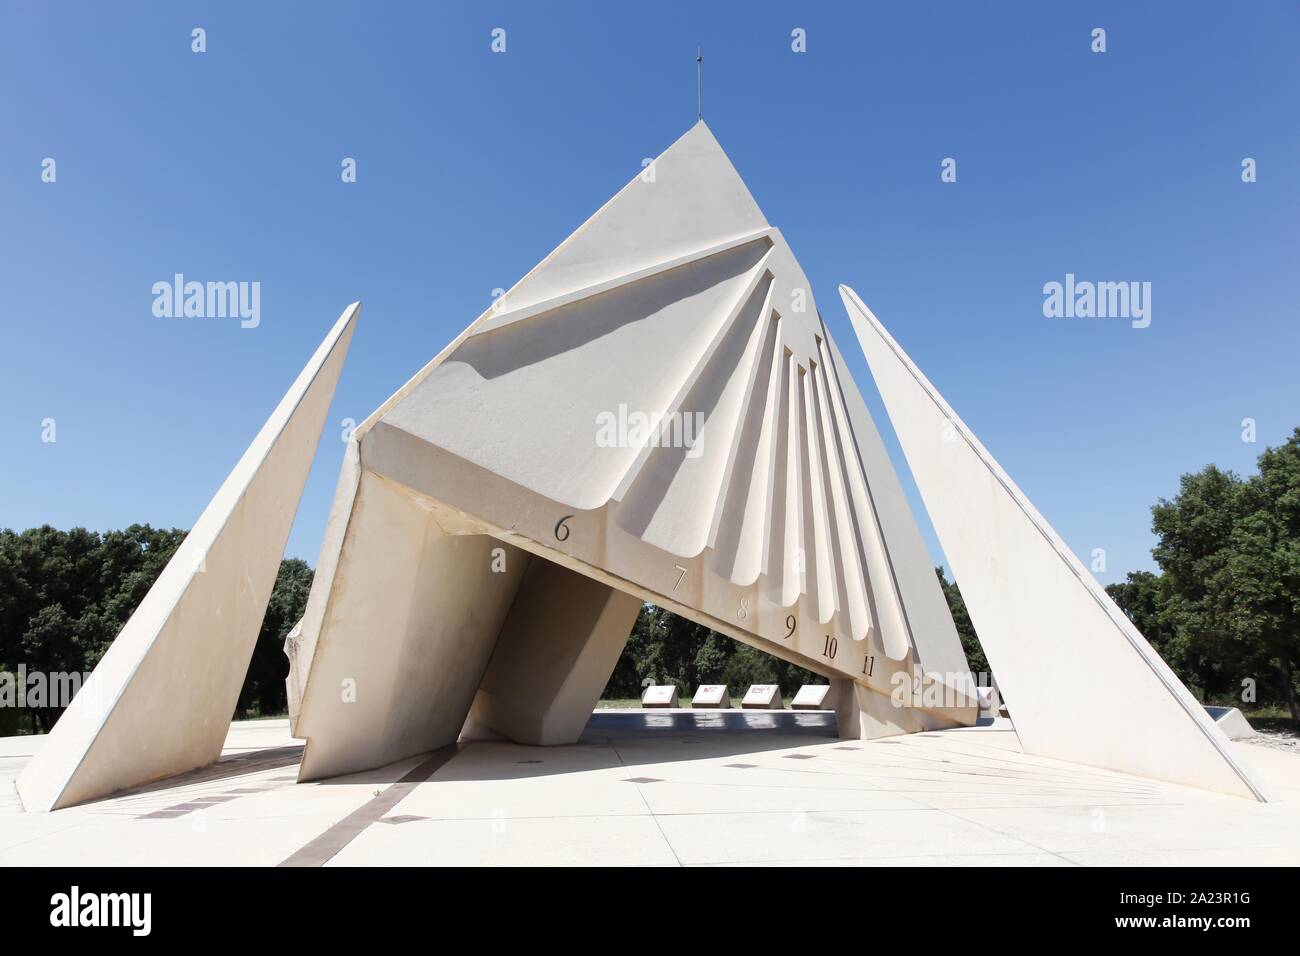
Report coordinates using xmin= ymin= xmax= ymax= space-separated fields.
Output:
xmin=288 ymin=123 xmax=977 ymax=781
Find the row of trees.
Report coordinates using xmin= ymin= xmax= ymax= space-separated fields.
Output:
xmin=0 ymin=525 xmax=309 ymax=732
xmin=601 ymin=604 xmax=816 ymax=699
xmin=603 ymin=432 xmax=1300 ymax=717
xmin=2 ymin=428 xmax=1294 ymax=732
xmin=0 ymin=522 xmax=985 ymax=729
xmin=601 ymin=568 xmax=986 ymax=700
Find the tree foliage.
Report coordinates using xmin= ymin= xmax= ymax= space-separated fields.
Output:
xmin=603 ymin=571 xmax=991 ymax=701
xmin=602 ymin=604 xmax=819 ymax=699
xmin=935 ymin=566 xmax=988 ymax=675
xmin=1108 ymin=429 xmax=1300 ymax=719
xmin=238 ymin=558 xmax=313 ymax=717
xmin=0 ymin=525 xmax=310 ymax=732
xmin=8 ymin=422 xmax=1298 ymax=737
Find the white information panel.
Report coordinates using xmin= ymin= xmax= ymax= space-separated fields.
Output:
xmin=790 ymin=684 xmax=831 ymax=710
xmin=976 ymin=685 xmax=1000 ymax=715
xmin=641 ymin=685 xmax=680 ymax=708
xmin=692 ymin=684 xmax=730 ymax=708
xmin=741 ymin=684 xmax=784 ymax=709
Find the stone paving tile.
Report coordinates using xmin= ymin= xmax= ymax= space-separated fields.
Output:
xmin=2 ymin=719 xmax=1297 ymax=866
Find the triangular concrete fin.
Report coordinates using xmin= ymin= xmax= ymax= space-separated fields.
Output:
xmin=839 ymin=284 xmax=1268 ymax=801
xmin=17 ymin=305 xmax=359 ymax=810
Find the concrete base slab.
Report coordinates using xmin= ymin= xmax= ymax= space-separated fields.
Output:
xmin=3 ymin=716 xmax=1299 ymax=867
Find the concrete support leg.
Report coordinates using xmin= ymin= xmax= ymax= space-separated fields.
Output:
xmin=295 ymin=471 xmax=530 ymax=781
xmin=467 ymin=558 xmax=642 ymax=745
xmin=833 ymin=678 xmax=974 ymax=740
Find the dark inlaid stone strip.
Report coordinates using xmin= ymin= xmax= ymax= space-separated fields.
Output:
xmin=277 ymin=745 xmax=461 ymax=868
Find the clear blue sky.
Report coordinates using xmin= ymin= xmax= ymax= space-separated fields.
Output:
xmin=2 ymin=1 xmax=1297 ymax=587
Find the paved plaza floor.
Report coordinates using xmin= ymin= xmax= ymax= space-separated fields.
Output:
xmin=3 ymin=713 xmax=1299 ymax=866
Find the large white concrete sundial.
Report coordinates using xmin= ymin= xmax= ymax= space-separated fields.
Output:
xmin=16 ymin=120 xmax=1266 ymax=811
xmin=286 ymin=121 xmax=977 ymax=780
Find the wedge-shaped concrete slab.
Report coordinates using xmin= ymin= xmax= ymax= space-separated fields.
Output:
xmin=839 ymin=284 xmax=1267 ymax=801
xmin=17 ymin=304 xmax=359 ymax=811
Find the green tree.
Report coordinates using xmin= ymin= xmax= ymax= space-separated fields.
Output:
xmin=1149 ymin=465 xmax=1245 ymax=699
xmin=237 ymin=558 xmax=314 ymax=717
xmin=0 ymin=524 xmax=312 ymax=731
xmin=935 ymin=567 xmax=988 ymax=675
xmin=1106 ymin=570 xmax=1164 ymax=643
xmin=602 ymin=603 xmax=659 ymax=698
xmin=1106 ymin=570 xmax=1180 ymax=666
xmin=1126 ymin=431 xmax=1300 ymax=719
xmin=4 ymin=525 xmax=186 ymax=731
xmin=601 ymin=604 xmax=817 ymax=699
xmin=1222 ymin=432 xmax=1300 ymax=718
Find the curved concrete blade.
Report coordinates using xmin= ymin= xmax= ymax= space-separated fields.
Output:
xmin=839 ymin=284 xmax=1267 ymax=801
xmin=17 ymin=303 xmax=360 ymax=811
